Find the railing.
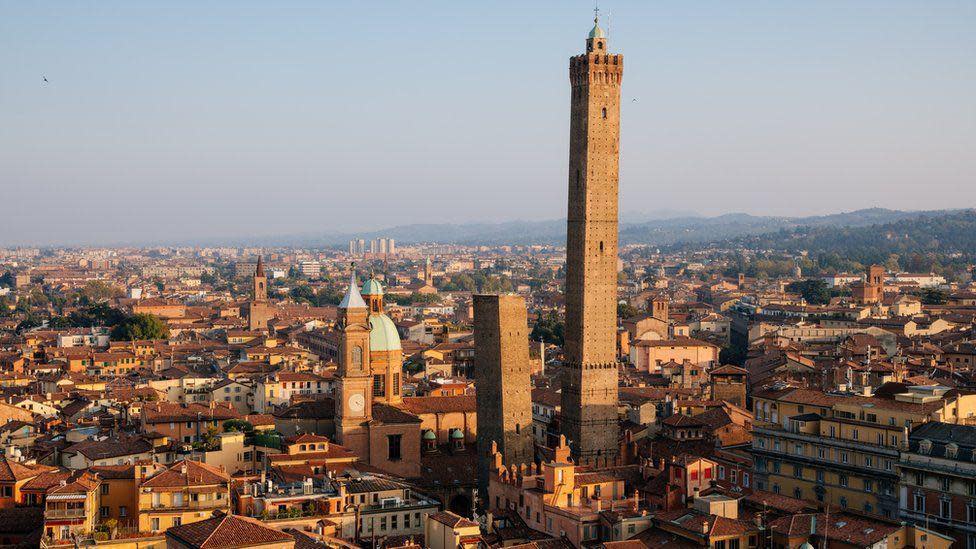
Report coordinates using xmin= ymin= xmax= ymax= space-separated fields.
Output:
xmin=44 ymin=508 xmax=87 ymax=519
xmin=754 ymin=425 xmax=900 ymax=457
xmin=151 ymin=499 xmax=226 ymax=511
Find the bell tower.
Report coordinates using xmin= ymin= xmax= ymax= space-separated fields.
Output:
xmin=560 ymin=10 xmax=623 ymax=465
xmin=252 ymin=256 xmax=267 ymax=302
xmin=335 ymin=270 xmax=372 ymax=461
xmin=247 ymin=256 xmax=271 ymax=331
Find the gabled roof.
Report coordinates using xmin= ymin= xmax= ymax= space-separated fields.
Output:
xmin=428 ymin=511 xmax=479 ymax=529
xmin=141 ymin=459 xmax=230 ymax=488
xmin=0 ymin=456 xmax=52 ymax=482
xmin=166 ymin=513 xmax=293 ymax=549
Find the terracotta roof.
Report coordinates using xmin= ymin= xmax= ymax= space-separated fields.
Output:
xmin=428 ymin=511 xmax=479 ymax=529
xmin=142 ymin=402 xmax=240 ymax=423
xmin=0 ymin=456 xmax=52 ymax=482
xmin=662 ymin=414 xmax=705 ymax=428
xmin=285 ymin=433 xmax=331 ymax=444
xmin=398 ymin=395 xmax=476 ymax=415
xmin=48 ymin=471 xmax=100 ymax=495
xmin=90 ymin=463 xmax=136 ymax=479
xmin=769 ymin=512 xmax=898 ymax=546
xmin=141 ymin=459 xmax=230 ymax=488
xmin=166 ymin=513 xmax=294 ymax=549
xmin=658 ymin=509 xmax=756 ymax=538
xmin=64 ymin=437 xmax=152 ymax=461
xmin=710 ymin=365 xmax=748 ymax=376
xmin=371 ymin=403 xmax=422 ymax=424
xmin=21 ymin=469 xmax=72 ymax=492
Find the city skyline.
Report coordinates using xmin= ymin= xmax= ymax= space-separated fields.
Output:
xmin=2 ymin=6 xmax=976 ymax=547
xmin=3 ymin=1 xmax=974 ymax=246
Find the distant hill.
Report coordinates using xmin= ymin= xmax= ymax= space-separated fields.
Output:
xmin=264 ymin=208 xmax=950 ymax=248
xmin=700 ymin=209 xmax=976 ymax=263
xmin=172 ymin=208 xmax=962 ymax=249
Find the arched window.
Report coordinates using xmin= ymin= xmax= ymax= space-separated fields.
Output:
xmin=352 ymin=346 xmax=363 ymax=368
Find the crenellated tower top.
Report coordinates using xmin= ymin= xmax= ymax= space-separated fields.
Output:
xmin=573 ymin=9 xmax=623 ymax=88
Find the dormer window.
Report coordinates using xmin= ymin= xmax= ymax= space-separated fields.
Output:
xmin=946 ymin=443 xmax=958 ymax=459
xmin=919 ymin=439 xmax=932 ymax=454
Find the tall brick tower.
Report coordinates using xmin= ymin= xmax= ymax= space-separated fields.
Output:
xmin=560 ymin=11 xmax=623 ymax=465
xmin=247 ymin=256 xmax=271 ymax=331
xmin=474 ymin=294 xmax=534 ymax=494
xmin=335 ymin=271 xmax=373 ymax=462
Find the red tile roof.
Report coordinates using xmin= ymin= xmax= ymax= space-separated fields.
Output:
xmin=141 ymin=460 xmax=230 ymax=488
xmin=166 ymin=513 xmax=294 ymax=548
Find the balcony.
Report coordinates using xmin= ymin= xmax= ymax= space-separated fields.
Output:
xmin=754 ymin=425 xmax=899 ymax=458
xmin=44 ymin=508 xmax=87 ymax=519
xmin=900 ymin=454 xmax=976 ymax=479
xmin=150 ymin=499 xmax=226 ymax=511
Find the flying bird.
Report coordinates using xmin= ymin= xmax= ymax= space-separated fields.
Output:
xmin=43 ymin=76 xmax=49 ymax=83
xmin=632 ymin=98 xmax=638 ymax=103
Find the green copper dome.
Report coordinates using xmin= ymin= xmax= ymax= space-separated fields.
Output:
xmin=361 ymin=277 xmax=384 ymax=296
xmin=423 ymin=430 xmax=437 ymax=440
xmin=368 ymin=314 xmax=401 ymax=352
xmin=589 ymin=22 xmax=605 ymax=39
xmin=450 ymin=429 xmax=464 ymax=440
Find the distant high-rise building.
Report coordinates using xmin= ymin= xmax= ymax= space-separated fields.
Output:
xmin=349 ymin=240 xmax=357 ymax=255
xmin=474 ymin=294 xmax=534 ymax=493
xmin=388 ymin=238 xmax=395 ymax=255
xmin=356 ymin=239 xmax=366 ymax=255
xmin=298 ymin=261 xmax=321 ymax=278
xmin=560 ymin=13 xmax=623 ymax=465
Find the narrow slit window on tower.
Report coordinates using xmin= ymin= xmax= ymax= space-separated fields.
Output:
xmin=602 ymin=107 xmax=607 ymax=119
xmin=599 ymin=241 xmax=604 ymax=253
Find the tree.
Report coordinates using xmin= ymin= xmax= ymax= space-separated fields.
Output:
xmin=785 ymin=279 xmax=831 ymax=305
xmin=918 ymin=288 xmax=949 ymax=305
xmin=111 ymin=313 xmax=169 ymax=341
xmin=720 ymin=344 xmax=747 ymax=366
xmin=530 ymin=312 xmax=564 ymax=346
xmin=223 ymin=419 xmax=255 ymax=434
xmin=617 ymin=302 xmax=639 ymax=319
xmin=79 ymin=280 xmax=122 ymax=303
xmin=290 ymin=285 xmax=316 ymax=304
xmin=410 ymin=292 xmax=442 ymax=304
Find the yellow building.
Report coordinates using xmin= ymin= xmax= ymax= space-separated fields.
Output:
xmin=752 ymin=386 xmax=976 ymax=519
xmin=90 ymin=464 xmax=139 ymax=530
xmin=424 ymin=511 xmax=481 ymax=549
xmin=137 ymin=459 xmax=231 ymax=533
xmin=43 ymin=471 xmax=101 ymax=543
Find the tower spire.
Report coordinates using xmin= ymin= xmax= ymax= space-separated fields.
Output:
xmin=339 ymin=266 xmax=367 ymax=310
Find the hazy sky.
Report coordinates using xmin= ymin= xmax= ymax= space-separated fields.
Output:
xmin=2 ymin=1 xmax=974 ymax=246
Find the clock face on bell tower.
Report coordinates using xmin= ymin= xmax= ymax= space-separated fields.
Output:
xmin=348 ymin=392 xmax=365 ymax=414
